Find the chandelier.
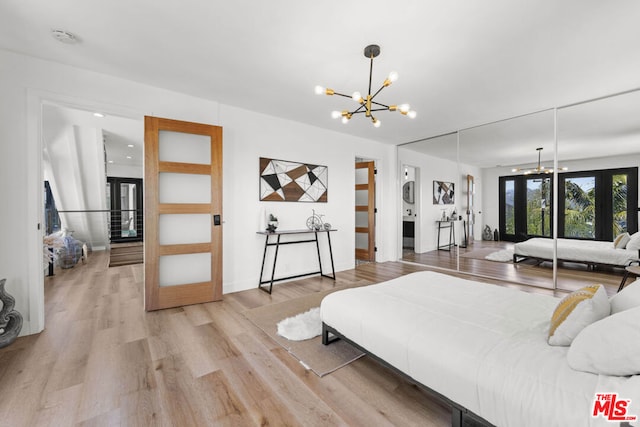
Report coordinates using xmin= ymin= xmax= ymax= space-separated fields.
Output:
xmin=314 ymin=44 xmax=416 ymax=128
xmin=512 ymin=147 xmax=568 ymax=175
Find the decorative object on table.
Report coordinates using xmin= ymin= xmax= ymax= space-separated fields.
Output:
xmin=259 ymin=157 xmax=327 ymax=202
xmin=433 ymin=181 xmax=455 ymax=205
xmin=494 ymin=229 xmax=500 ymax=241
xmin=306 ymin=209 xmax=330 ymax=231
xmin=0 ymin=278 xmax=23 ymax=349
xmin=266 ymin=214 xmax=279 ymax=232
xmin=314 ymin=44 xmax=416 ymax=128
xmin=483 ymin=225 xmax=494 ymax=241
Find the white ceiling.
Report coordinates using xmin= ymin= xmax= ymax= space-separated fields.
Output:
xmin=2 ymin=0 xmax=640 ymax=158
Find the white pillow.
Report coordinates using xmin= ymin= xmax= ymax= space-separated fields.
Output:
xmin=610 ymin=278 xmax=640 ymax=314
xmin=626 ymin=231 xmax=640 ymax=252
xmin=614 ymin=232 xmax=631 ymax=249
xmin=567 ymin=305 xmax=640 ymax=376
xmin=548 ymin=284 xmax=610 ymax=346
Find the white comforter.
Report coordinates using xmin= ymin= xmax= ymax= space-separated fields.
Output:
xmin=514 ymin=237 xmax=638 ymax=266
xmin=320 ymin=271 xmax=640 ymax=427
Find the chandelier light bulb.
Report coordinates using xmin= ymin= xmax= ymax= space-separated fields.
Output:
xmin=341 ymin=116 xmax=349 ymax=124
xmin=388 ymin=71 xmax=399 ymax=82
xmin=314 ymin=85 xmax=325 ymax=95
xmin=399 ymin=104 xmax=411 ymax=113
xmin=407 ymin=110 xmax=417 ymax=119
xmin=373 ymin=118 xmax=381 ymax=128
xmin=352 ymin=91 xmax=364 ymax=103
xmin=331 ymin=110 xmax=341 ymax=119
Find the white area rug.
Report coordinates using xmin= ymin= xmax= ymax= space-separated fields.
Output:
xmin=276 ymin=307 xmax=322 ymax=341
xmin=485 ymin=249 xmax=514 ymax=262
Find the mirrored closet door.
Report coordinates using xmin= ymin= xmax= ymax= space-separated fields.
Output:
xmin=398 ymin=87 xmax=640 ymax=292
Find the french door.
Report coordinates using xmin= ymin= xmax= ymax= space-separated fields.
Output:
xmin=500 ymin=167 xmax=638 ymax=242
xmin=107 ymin=177 xmax=143 ymax=243
xmin=144 ymin=116 xmax=223 ymax=311
xmin=499 ymin=174 xmax=553 ymax=242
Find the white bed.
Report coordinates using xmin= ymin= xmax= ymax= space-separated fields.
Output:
xmin=514 ymin=237 xmax=639 ymax=267
xmin=320 ymin=271 xmax=640 ymax=427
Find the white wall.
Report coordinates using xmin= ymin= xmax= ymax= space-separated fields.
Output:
xmin=107 ymin=163 xmax=143 ymax=179
xmin=0 ymin=49 xmax=397 ymax=335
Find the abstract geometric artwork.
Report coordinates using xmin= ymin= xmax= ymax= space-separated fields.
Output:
xmin=260 ymin=157 xmax=328 ymax=202
xmin=433 ymin=180 xmax=455 ymax=205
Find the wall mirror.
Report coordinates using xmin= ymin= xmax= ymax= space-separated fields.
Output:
xmin=458 ymin=109 xmax=556 ymax=289
xmin=556 ymin=89 xmax=640 ymax=291
xmin=398 ymin=132 xmax=458 ymax=268
xmin=398 ymin=89 xmax=640 ymax=293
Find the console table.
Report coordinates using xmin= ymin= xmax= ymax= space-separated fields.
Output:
xmin=436 ymin=220 xmax=458 ymax=251
xmin=257 ymin=229 xmax=337 ymax=294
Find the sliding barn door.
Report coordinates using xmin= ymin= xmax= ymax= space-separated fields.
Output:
xmin=355 ymin=161 xmax=376 ymax=262
xmin=144 ymin=116 xmax=223 ymax=311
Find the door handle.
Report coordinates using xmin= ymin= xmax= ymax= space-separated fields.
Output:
xmin=213 ymin=214 xmax=221 ymax=226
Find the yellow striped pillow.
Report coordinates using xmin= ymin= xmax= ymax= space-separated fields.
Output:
xmin=548 ymin=285 xmax=610 ymax=346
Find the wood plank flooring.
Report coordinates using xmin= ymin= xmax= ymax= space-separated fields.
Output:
xmin=1 ymin=254 xmax=456 ymax=426
xmin=0 ymin=247 xmax=623 ymax=426
xmin=402 ymin=240 xmax=624 ymax=295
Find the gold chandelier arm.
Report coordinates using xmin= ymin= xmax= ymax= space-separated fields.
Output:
xmin=369 ymin=84 xmax=387 ymax=102
xmin=349 ymin=105 xmax=368 ymax=115
xmin=331 ymin=91 xmax=353 ymax=99
xmin=370 ymin=100 xmax=390 ymax=109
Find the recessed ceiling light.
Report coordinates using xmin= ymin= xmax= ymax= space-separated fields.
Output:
xmin=127 ymin=144 xmax=134 ymax=148
xmin=93 ymin=112 xmax=105 ymax=118
xmin=51 ymin=29 xmax=79 ymax=44
xmin=108 ymin=160 xmax=114 ymax=164
xmin=126 ymin=156 xmax=132 ymax=159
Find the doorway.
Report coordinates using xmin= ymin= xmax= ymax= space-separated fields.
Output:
xmin=107 ymin=177 xmax=143 ymax=243
xmin=355 ymin=158 xmax=376 ymax=263
xmin=401 ymin=165 xmax=418 ymax=257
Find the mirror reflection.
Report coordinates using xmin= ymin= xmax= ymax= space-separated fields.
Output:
xmin=398 ymin=88 xmax=640 ymax=294
xmin=555 ymin=89 xmax=640 ymax=291
xmin=398 ymin=132 xmax=459 ymax=270
xmin=458 ymin=109 xmax=556 ymax=289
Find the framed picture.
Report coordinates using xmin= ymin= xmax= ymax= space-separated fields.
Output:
xmin=433 ymin=181 xmax=454 ymax=205
xmin=259 ymin=157 xmax=328 ymax=202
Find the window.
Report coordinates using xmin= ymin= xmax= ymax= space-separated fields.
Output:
xmin=500 ymin=167 xmax=638 ymax=242
xmin=558 ymin=167 xmax=637 ymax=241
xmin=526 ymin=176 xmax=551 ymax=237
xmin=500 ymin=174 xmax=553 ymax=241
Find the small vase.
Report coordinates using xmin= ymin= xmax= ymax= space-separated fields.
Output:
xmin=0 ymin=278 xmax=23 ymax=349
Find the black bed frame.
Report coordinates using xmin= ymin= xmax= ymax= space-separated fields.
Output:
xmin=322 ymin=322 xmax=495 ymax=427
xmin=512 ymin=252 xmax=640 ymax=271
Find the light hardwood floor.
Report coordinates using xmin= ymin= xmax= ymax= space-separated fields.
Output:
xmin=402 ymin=239 xmax=625 ymax=295
xmin=1 ymin=253 xmax=455 ymax=426
xmin=0 ymin=248 xmax=622 ymax=426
